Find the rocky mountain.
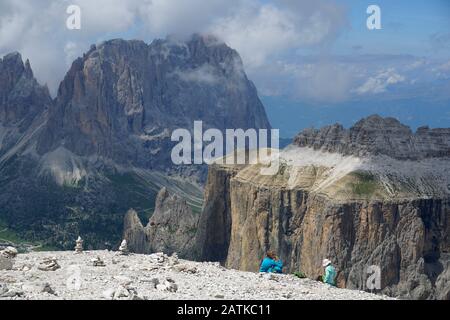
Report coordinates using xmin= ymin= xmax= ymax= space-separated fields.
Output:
xmin=0 ymin=35 xmax=270 ymax=249
xmin=124 ymin=188 xmax=199 ymax=258
xmin=37 ymin=35 xmax=270 ymax=168
xmin=195 ymin=115 xmax=450 ymax=299
xmin=294 ymin=115 xmax=450 ymax=160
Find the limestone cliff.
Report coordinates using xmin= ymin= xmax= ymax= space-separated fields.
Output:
xmin=124 ymin=188 xmax=199 ymax=258
xmin=195 ymin=115 xmax=450 ymax=300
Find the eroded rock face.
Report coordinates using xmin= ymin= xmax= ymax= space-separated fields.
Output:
xmin=196 ymin=116 xmax=450 ymax=299
xmin=124 ymin=188 xmax=199 ymax=258
xmin=123 ymin=209 xmax=148 ymax=254
xmin=193 ymin=165 xmax=241 ymax=262
xmin=294 ymin=115 xmax=450 ymax=160
xmin=226 ymin=182 xmax=449 ymax=299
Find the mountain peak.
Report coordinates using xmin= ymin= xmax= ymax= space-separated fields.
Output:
xmin=1 ymin=52 xmax=25 ymax=78
xmin=353 ymin=114 xmax=412 ymax=133
xmin=2 ymin=51 xmax=22 ymax=62
xmin=0 ymin=52 xmax=50 ymax=128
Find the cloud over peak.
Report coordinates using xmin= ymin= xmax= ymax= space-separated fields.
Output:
xmin=0 ymin=0 xmax=347 ymax=95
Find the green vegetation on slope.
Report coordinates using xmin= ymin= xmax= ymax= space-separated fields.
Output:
xmin=350 ymin=171 xmax=378 ymax=196
xmin=0 ymin=221 xmax=24 ymax=244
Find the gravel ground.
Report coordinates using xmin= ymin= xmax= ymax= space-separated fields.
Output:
xmin=0 ymin=251 xmax=393 ymax=300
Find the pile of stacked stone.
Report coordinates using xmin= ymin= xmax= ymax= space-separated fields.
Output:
xmin=38 ymin=257 xmax=60 ymax=271
xmin=156 ymin=278 xmax=178 ymax=293
xmin=91 ymin=256 xmax=106 ymax=267
xmin=169 ymin=253 xmax=179 ymax=266
xmin=118 ymin=240 xmax=129 ymax=256
xmin=103 ymin=285 xmax=142 ymax=300
xmin=74 ymin=236 xmax=83 ymax=254
xmin=1 ymin=246 xmax=18 ymax=259
xmin=103 ymin=276 xmax=142 ymax=300
xmin=149 ymin=252 xmax=168 ymax=264
xmin=0 ymin=246 xmax=18 ymax=271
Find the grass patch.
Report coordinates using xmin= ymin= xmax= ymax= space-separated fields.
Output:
xmin=350 ymin=171 xmax=378 ymax=196
xmin=294 ymin=271 xmax=307 ymax=279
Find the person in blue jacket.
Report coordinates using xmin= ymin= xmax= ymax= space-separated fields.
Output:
xmin=259 ymin=251 xmax=283 ymax=273
xmin=322 ymin=258 xmax=337 ymax=286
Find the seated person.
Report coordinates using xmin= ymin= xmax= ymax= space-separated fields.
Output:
xmin=259 ymin=250 xmax=283 ymax=273
xmin=322 ymin=258 xmax=337 ymax=286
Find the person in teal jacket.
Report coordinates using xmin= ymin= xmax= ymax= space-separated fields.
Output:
xmin=322 ymin=259 xmax=337 ymax=286
xmin=260 ymin=251 xmax=283 ymax=273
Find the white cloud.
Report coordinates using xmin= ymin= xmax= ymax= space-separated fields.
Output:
xmin=0 ymin=0 xmax=348 ymax=96
xmin=173 ymin=64 xmax=221 ymax=85
xmin=137 ymin=0 xmax=239 ymax=37
xmin=251 ymin=60 xmax=354 ymax=102
xmin=211 ymin=0 xmax=347 ymax=68
xmin=355 ymin=68 xmax=406 ymax=95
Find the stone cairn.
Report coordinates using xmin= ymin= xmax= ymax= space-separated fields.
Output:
xmin=0 ymin=246 xmax=18 ymax=259
xmin=38 ymin=257 xmax=61 ymax=271
xmin=118 ymin=240 xmax=129 ymax=256
xmin=91 ymin=256 xmax=106 ymax=267
xmin=74 ymin=236 xmax=83 ymax=254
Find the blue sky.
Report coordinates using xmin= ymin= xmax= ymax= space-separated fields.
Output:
xmin=334 ymin=0 xmax=450 ymax=57
xmin=0 ymin=0 xmax=449 ymax=136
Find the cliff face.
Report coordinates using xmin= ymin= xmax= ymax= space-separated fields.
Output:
xmin=124 ymin=188 xmax=199 ymax=258
xmin=193 ymin=164 xmax=241 ymax=262
xmin=196 ymin=116 xmax=450 ymax=299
